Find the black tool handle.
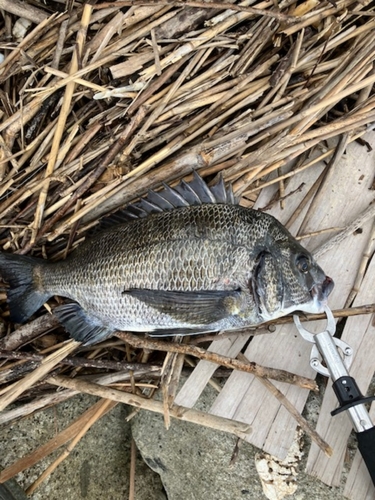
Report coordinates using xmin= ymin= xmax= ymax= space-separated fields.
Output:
xmin=357 ymin=426 xmax=375 ymax=486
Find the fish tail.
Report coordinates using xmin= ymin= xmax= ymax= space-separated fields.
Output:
xmin=0 ymin=252 xmax=51 ymax=323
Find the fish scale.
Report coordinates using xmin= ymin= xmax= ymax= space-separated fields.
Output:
xmin=0 ymin=174 xmax=334 ymax=345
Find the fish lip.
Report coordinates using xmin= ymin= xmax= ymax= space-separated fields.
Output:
xmin=310 ymin=276 xmax=334 ymax=306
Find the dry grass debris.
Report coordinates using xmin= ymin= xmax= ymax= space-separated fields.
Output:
xmin=1 ymin=0 xmax=375 ymax=493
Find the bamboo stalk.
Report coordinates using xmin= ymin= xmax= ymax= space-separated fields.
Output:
xmin=30 ymin=4 xmax=93 ymax=242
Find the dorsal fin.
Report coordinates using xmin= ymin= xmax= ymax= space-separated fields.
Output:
xmin=91 ymin=172 xmax=238 ymax=233
xmin=127 ymin=172 xmax=238 ymax=216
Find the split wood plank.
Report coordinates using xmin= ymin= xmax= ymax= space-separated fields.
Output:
xmin=174 ymin=334 xmax=251 ymax=407
xmin=305 ymin=256 xmax=375 ymax=489
xmin=175 ymin=133 xmax=375 ymax=463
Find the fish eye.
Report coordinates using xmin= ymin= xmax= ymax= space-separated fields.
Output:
xmin=296 ymin=255 xmax=310 ymax=273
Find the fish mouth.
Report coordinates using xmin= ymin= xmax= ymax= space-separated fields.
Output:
xmin=310 ymin=275 xmax=334 ymax=309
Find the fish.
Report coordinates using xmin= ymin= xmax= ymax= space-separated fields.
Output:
xmin=0 ymin=173 xmax=334 ymax=346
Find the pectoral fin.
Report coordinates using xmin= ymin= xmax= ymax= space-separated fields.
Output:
xmin=54 ymin=302 xmax=114 ymax=346
xmin=123 ymin=288 xmax=241 ymax=325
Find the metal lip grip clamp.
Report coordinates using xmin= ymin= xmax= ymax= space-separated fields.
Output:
xmin=294 ymin=306 xmax=375 ymax=485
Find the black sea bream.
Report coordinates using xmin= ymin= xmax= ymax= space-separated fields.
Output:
xmin=0 ymin=173 xmax=334 ymax=345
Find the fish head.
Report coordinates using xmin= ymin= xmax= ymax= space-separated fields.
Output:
xmin=251 ymin=235 xmax=334 ymax=322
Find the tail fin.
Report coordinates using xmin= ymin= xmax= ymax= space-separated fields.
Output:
xmin=0 ymin=252 xmax=51 ymax=323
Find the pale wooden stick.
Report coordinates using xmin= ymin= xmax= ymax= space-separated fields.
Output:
xmin=344 ymin=220 xmax=375 ymax=308
xmin=0 ymin=0 xmax=48 ymax=23
xmin=0 ymin=369 xmax=158 ymax=426
xmin=48 ymin=374 xmax=253 ymax=439
xmin=42 ymin=66 xmax=108 ymax=93
xmin=237 ymin=354 xmax=332 ymax=457
xmin=0 ymin=340 xmax=79 ymax=411
xmin=115 ymin=332 xmax=317 ymax=391
xmin=314 ymin=203 xmax=375 ymax=258
xmin=31 ymin=4 xmax=93 ymax=242
xmin=296 ymin=227 xmax=342 ymax=240
xmin=0 ymin=389 xmax=78 ymax=426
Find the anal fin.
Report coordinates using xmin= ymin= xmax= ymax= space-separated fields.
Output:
xmin=54 ymin=302 xmax=114 ymax=346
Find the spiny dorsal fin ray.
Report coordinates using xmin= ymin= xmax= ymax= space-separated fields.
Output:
xmin=188 ymin=171 xmax=217 ymax=204
xmin=210 ymin=175 xmax=229 ymax=204
xmin=126 ymin=172 xmax=238 ymax=215
xmin=93 ymin=172 xmax=238 ymax=232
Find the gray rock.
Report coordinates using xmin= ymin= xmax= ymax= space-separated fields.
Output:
xmin=131 ymin=383 xmax=348 ymax=500
xmin=132 ymin=409 xmax=264 ymax=500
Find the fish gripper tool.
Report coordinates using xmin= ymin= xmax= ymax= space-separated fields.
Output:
xmin=294 ymin=306 xmax=375 ymax=486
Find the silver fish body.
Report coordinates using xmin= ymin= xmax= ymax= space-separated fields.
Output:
xmin=0 ymin=175 xmax=334 ymax=345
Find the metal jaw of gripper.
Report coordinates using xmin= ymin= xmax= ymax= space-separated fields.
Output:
xmin=293 ymin=304 xmax=375 ymax=485
xmin=293 ymin=305 xmax=353 ymax=377
xmin=293 ymin=305 xmax=375 ymax=432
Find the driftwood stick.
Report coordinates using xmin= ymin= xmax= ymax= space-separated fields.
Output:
xmin=94 ymin=1 xmax=293 ymax=22
xmin=115 ymin=332 xmax=317 ymax=391
xmin=313 ymin=202 xmax=375 ymax=258
xmin=237 ymin=353 xmax=332 ymax=457
xmin=0 ymin=315 xmax=59 ymax=351
xmin=0 ymin=340 xmax=79 ymax=412
xmin=0 ymin=0 xmax=49 ymax=23
xmin=268 ymin=304 xmax=375 ymax=326
xmin=47 ymin=374 xmax=253 ymax=440
xmin=0 ymin=350 xmax=162 ymax=373
xmin=0 ymin=369 xmax=160 ymax=426
xmin=0 ymin=389 xmax=79 ymax=426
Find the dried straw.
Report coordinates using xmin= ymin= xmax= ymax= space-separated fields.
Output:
xmin=1 ymin=0 xmax=375 ymax=488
